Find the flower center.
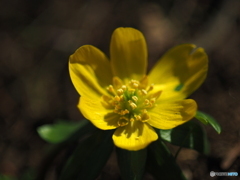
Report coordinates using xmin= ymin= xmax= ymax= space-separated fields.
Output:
xmin=102 ymin=76 xmax=161 ymax=127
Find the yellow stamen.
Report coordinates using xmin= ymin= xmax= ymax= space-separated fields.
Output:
xmin=117 ymin=89 xmax=124 ymax=95
xmin=104 ymin=77 xmax=161 ymax=125
xmin=133 ymin=83 xmax=139 ymax=88
xmin=114 ymin=96 xmax=120 ymax=102
xmin=132 ymin=96 xmax=138 ymax=102
xmin=141 ymin=109 xmax=150 ymax=122
xmin=128 ymin=100 xmax=137 ymax=110
xmin=120 ymin=109 xmax=129 ymax=115
xmin=148 ymin=84 xmax=154 ymax=92
xmin=118 ymin=117 xmax=129 ymax=126
xmin=144 ymin=99 xmax=150 ymax=105
xmin=150 ymin=98 xmax=156 ymax=104
xmin=141 ymin=89 xmax=147 ymax=95
xmin=121 ymin=85 xmax=127 ymax=91
xmin=107 ymin=85 xmax=115 ymax=94
xmin=134 ymin=115 xmax=142 ymax=121
xmin=119 ymin=95 xmax=124 ymax=101
xmin=129 ymin=79 xmax=140 ymax=89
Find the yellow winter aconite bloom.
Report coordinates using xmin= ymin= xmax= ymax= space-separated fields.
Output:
xmin=69 ymin=27 xmax=208 ymax=151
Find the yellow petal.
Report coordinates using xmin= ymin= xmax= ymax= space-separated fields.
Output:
xmin=148 ymin=44 xmax=208 ymax=101
xmin=113 ymin=121 xmax=158 ymax=151
xmin=69 ymin=45 xmax=112 ymax=99
xmin=110 ymin=27 xmax=147 ymax=82
xmin=79 ymin=96 xmax=118 ymax=130
xmin=148 ymin=99 xmax=197 ymax=129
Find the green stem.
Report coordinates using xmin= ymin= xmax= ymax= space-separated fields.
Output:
xmin=174 ymin=125 xmax=194 ymax=160
xmin=174 ymin=145 xmax=183 ymax=159
xmin=34 ymin=121 xmax=97 ymax=180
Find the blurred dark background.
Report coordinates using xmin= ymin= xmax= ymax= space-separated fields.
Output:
xmin=0 ymin=0 xmax=240 ymax=179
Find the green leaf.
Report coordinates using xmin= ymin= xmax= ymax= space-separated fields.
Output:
xmin=35 ymin=120 xmax=97 ymax=180
xmin=158 ymin=121 xmax=209 ymax=154
xmin=37 ymin=120 xmax=89 ymax=143
xmin=195 ymin=111 xmax=221 ymax=134
xmin=59 ymin=130 xmax=114 ymax=180
xmin=147 ymin=139 xmax=186 ymax=180
xmin=116 ymin=148 xmax=147 ymax=180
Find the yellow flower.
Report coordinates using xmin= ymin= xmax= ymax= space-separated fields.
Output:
xmin=69 ymin=27 xmax=208 ymax=151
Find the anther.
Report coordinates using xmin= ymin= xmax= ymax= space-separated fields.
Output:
xmin=114 ymin=96 xmax=120 ymax=102
xmin=119 ymin=95 xmax=124 ymax=101
xmin=129 ymin=80 xmax=140 ymax=88
xmin=118 ymin=117 xmax=129 ymax=126
xmin=120 ymin=109 xmax=129 ymax=115
xmin=134 ymin=115 xmax=142 ymax=121
xmin=150 ymin=98 xmax=156 ymax=104
xmin=107 ymin=85 xmax=115 ymax=94
xmin=148 ymin=84 xmax=154 ymax=92
xmin=128 ymin=100 xmax=137 ymax=110
xmin=117 ymin=89 xmax=124 ymax=95
xmin=132 ymin=83 xmax=139 ymax=88
xmin=141 ymin=89 xmax=148 ymax=95
xmin=132 ymin=96 xmax=138 ymax=102
xmin=130 ymin=118 xmax=134 ymax=122
xmin=141 ymin=109 xmax=150 ymax=122
xmin=144 ymin=99 xmax=150 ymax=105
xmin=121 ymin=85 xmax=127 ymax=91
